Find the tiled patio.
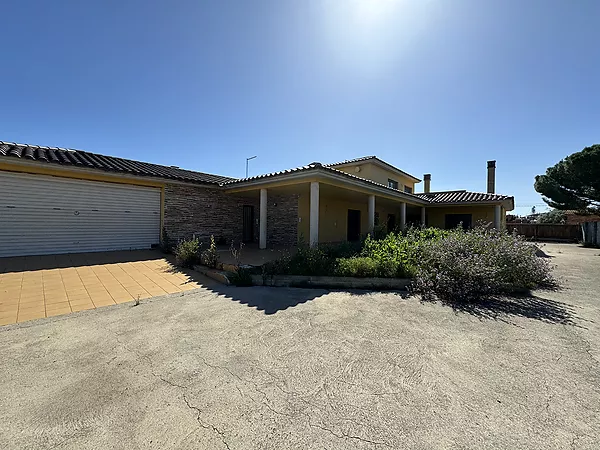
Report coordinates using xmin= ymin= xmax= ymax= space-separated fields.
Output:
xmin=0 ymin=250 xmax=203 ymax=326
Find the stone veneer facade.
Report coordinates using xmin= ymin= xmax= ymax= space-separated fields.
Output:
xmin=163 ymin=183 xmax=298 ymax=247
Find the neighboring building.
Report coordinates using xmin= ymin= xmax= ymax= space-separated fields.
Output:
xmin=564 ymin=211 xmax=600 ymax=225
xmin=0 ymin=141 xmax=514 ymax=258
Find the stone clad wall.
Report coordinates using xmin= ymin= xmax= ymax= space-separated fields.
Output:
xmin=267 ymin=194 xmax=299 ymax=246
xmin=163 ymin=183 xmax=298 ymax=246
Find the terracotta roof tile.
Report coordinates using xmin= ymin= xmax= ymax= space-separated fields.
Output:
xmin=415 ymin=190 xmax=512 ymax=204
xmin=0 ymin=141 xmax=236 ymax=185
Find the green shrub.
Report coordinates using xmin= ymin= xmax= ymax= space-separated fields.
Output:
xmin=287 ymin=245 xmax=335 ymax=276
xmin=160 ymin=227 xmax=171 ymax=253
xmin=335 ymin=257 xmax=378 ymax=277
xmin=412 ymin=227 xmax=557 ymax=302
xmin=360 ymin=233 xmax=417 ymax=278
xmin=229 ymin=267 xmax=253 ymax=286
xmin=175 ymin=238 xmax=200 ymax=268
xmin=201 ymin=235 xmax=220 ymax=269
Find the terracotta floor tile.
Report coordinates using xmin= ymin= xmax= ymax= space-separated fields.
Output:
xmin=19 ymin=303 xmax=46 ymax=312
xmin=0 ymin=316 xmax=18 ymax=326
xmin=46 ymin=301 xmax=71 ymax=311
xmin=70 ymin=303 xmax=95 ymax=312
xmin=17 ymin=310 xmax=46 ymax=322
xmin=92 ymin=298 xmax=116 ymax=307
xmin=69 ymin=297 xmax=94 ymax=306
xmin=19 ymin=301 xmax=45 ymax=310
xmin=0 ymin=303 xmax=19 ymax=312
xmin=43 ymin=287 xmax=65 ymax=292
xmin=20 ymin=294 xmax=45 ymax=302
xmin=46 ymin=309 xmax=71 ymax=318
xmin=19 ymin=287 xmax=41 ymax=295
xmin=44 ymin=296 xmax=68 ymax=305
xmin=112 ymin=293 xmax=133 ymax=303
xmin=143 ymin=285 xmax=167 ymax=294
xmin=44 ymin=293 xmax=68 ymax=301
xmin=67 ymin=289 xmax=91 ymax=298
xmin=88 ymin=293 xmax=111 ymax=300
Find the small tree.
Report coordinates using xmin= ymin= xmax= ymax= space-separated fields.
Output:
xmin=534 ymin=145 xmax=600 ymax=213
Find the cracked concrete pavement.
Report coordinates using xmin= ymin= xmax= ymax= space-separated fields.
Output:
xmin=0 ymin=243 xmax=599 ymax=449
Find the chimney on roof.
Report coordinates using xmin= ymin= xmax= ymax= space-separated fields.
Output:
xmin=423 ymin=174 xmax=431 ymax=193
xmin=487 ymin=160 xmax=496 ymax=194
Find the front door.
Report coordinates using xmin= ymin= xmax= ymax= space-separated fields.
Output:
xmin=387 ymin=213 xmax=396 ymax=232
xmin=347 ymin=209 xmax=361 ymax=241
xmin=242 ymin=205 xmax=254 ymax=242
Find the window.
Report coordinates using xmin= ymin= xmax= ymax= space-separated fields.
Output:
xmin=388 ymin=179 xmax=398 ymax=189
xmin=404 ymin=185 xmax=413 ymax=194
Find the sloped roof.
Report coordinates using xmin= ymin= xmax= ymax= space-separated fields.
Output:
xmin=325 ymin=156 xmax=421 ymax=182
xmin=0 ymin=141 xmax=236 ymax=185
xmin=0 ymin=141 xmax=513 ymax=208
xmin=223 ymin=162 xmax=427 ymax=202
xmin=415 ymin=190 xmax=512 ymax=204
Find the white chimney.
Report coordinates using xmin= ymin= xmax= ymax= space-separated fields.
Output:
xmin=424 ymin=174 xmax=431 ymax=193
xmin=487 ymin=160 xmax=496 ymax=194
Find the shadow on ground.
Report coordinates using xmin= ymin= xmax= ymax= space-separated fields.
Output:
xmin=0 ymin=250 xmax=172 ymax=273
xmin=436 ymin=292 xmax=583 ymax=327
xmin=202 ymin=283 xmax=330 ymax=315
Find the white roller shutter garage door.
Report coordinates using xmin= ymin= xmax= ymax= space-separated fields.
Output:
xmin=0 ymin=171 xmax=161 ymax=257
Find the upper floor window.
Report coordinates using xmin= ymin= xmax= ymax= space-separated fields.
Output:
xmin=404 ymin=186 xmax=413 ymax=194
xmin=388 ymin=179 xmax=399 ymax=190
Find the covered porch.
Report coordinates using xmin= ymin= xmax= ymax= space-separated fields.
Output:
xmin=224 ymin=170 xmax=428 ymax=248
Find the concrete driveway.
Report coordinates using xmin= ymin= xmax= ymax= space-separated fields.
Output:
xmin=0 ymin=243 xmax=598 ymax=449
xmin=0 ymin=250 xmax=202 ymax=325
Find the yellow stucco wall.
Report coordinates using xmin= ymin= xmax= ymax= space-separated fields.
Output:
xmin=335 ymin=163 xmax=417 ymax=193
xmin=427 ymin=206 xmax=502 ymax=229
xmin=298 ymin=194 xmax=406 ymax=243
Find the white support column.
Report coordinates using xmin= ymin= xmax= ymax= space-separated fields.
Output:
xmin=310 ymin=181 xmax=320 ymax=247
xmin=421 ymin=207 xmax=426 ymax=226
xmin=400 ymin=202 xmax=407 ymax=230
xmin=494 ymin=205 xmax=502 ymax=230
xmin=259 ymin=188 xmax=267 ymax=249
xmin=368 ymin=195 xmax=376 ymax=234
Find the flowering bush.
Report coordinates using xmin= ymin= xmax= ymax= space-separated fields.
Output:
xmin=412 ymin=227 xmax=556 ymax=302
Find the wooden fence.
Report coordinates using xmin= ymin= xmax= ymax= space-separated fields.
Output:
xmin=506 ymin=223 xmax=581 ymax=242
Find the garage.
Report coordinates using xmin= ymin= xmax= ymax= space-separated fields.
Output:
xmin=0 ymin=171 xmax=161 ymax=257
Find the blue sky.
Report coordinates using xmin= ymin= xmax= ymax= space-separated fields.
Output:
xmin=1 ymin=0 xmax=598 ymax=216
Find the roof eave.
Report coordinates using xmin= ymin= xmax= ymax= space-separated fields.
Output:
xmin=223 ymin=166 xmax=429 ymax=204
xmin=0 ymin=156 xmax=223 ymax=187
xmin=330 ymin=158 xmax=421 ymax=183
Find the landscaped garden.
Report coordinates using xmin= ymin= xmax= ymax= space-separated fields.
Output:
xmin=174 ymin=226 xmax=557 ymax=302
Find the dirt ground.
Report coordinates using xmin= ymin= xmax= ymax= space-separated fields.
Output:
xmin=0 ymin=243 xmax=598 ymax=449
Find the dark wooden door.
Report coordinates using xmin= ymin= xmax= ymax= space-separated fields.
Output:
xmin=387 ymin=213 xmax=396 ymax=232
xmin=242 ymin=205 xmax=254 ymax=242
xmin=347 ymin=209 xmax=361 ymax=241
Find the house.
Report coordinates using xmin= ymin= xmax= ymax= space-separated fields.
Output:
xmin=563 ymin=211 xmax=600 ymax=225
xmin=0 ymin=141 xmax=514 ymax=258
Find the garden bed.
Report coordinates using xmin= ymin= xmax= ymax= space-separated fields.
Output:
xmin=251 ymin=274 xmax=410 ymax=290
xmin=175 ymin=227 xmax=557 ymax=301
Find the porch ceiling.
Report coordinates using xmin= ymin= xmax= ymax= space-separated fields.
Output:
xmin=224 ymin=175 xmax=426 ymax=206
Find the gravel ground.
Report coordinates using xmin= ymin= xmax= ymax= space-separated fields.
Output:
xmin=0 ymin=242 xmax=598 ymax=449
